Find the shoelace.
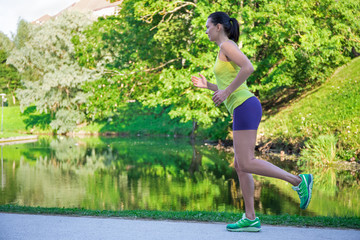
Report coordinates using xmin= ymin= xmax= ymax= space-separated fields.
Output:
xmin=236 ymin=219 xmax=244 ymax=224
xmin=235 ymin=216 xmax=247 ymax=225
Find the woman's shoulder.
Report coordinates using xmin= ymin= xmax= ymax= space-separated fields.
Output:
xmin=220 ymin=40 xmax=240 ymax=61
xmin=220 ymin=40 xmax=238 ymax=50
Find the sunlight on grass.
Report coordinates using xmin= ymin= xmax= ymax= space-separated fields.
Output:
xmin=259 ymin=57 xmax=360 ymax=161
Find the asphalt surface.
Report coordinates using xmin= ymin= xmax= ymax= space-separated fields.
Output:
xmin=0 ymin=213 xmax=359 ymax=240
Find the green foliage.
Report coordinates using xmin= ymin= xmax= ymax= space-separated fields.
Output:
xmin=300 ymin=135 xmax=338 ymax=167
xmin=0 ymin=31 xmax=14 ymax=52
xmin=13 ymin=19 xmax=32 ymax=49
xmin=141 ymin=67 xmax=226 ymax=125
xmin=20 ymin=106 xmax=52 ymax=131
xmin=8 ymin=12 xmax=97 ymax=134
xmin=132 ymin=0 xmax=242 ymax=125
xmin=74 ymin=0 xmax=232 ymax=127
xmin=5 ymin=0 xmax=360 ymax=139
xmin=0 ymin=32 xmax=20 ymax=105
xmin=259 ymin=57 xmax=360 ymax=161
xmin=73 ymin=9 xmax=165 ymax=121
xmin=242 ymin=0 xmax=360 ymax=100
xmin=76 ymin=0 xmax=359 ymax=136
xmin=0 ymin=50 xmax=20 ymax=105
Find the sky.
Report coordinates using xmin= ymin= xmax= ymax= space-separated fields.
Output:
xmin=0 ymin=0 xmax=78 ymax=39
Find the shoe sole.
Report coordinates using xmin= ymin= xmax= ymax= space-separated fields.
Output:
xmin=226 ymin=227 xmax=261 ymax=232
xmin=302 ymin=174 xmax=313 ymax=209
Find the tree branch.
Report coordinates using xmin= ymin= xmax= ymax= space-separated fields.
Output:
xmin=104 ymin=58 xmax=181 ymax=76
xmin=141 ymin=1 xmax=196 ymax=30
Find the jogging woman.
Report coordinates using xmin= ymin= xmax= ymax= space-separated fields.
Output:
xmin=191 ymin=11 xmax=313 ymax=232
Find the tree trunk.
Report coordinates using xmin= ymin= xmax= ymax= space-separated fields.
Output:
xmin=190 ymin=120 xmax=198 ymax=140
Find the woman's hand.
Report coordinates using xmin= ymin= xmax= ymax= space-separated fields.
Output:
xmin=212 ymin=89 xmax=230 ymax=106
xmin=191 ymin=73 xmax=208 ymax=89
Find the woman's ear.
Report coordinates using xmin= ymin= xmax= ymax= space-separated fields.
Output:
xmin=216 ymin=23 xmax=222 ymax=32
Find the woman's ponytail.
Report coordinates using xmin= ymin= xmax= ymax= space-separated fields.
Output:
xmin=229 ymin=18 xmax=239 ymax=43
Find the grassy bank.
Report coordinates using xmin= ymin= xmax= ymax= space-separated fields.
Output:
xmin=0 ymin=106 xmax=34 ymax=139
xmin=0 ymin=132 xmax=30 ymax=139
xmin=0 ymin=205 xmax=359 ymax=229
xmin=258 ymin=57 xmax=360 ymax=162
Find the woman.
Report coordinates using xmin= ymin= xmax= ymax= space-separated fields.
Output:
xmin=191 ymin=12 xmax=313 ymax=232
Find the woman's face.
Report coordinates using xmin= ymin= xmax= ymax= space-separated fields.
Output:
xmin=205 ymin=18 xmax=218 ymax=41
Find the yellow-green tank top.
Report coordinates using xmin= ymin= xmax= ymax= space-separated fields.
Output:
xmin=213 ymin=52 xmax=254 ymax=115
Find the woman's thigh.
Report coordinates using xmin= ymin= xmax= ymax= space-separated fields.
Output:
xmin=233 ymin=130 xmax=257 ymax=165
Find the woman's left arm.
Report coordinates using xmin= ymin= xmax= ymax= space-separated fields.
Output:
xmin=212 ymin=41 xmax=254 ymax=106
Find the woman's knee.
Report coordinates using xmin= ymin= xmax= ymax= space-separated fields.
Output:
xmin=235 ymin=157 xmax=254 ymax=173
xmin=234 ymin=157 xmax=251 ymax=173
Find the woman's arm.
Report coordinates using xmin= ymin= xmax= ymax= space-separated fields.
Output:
xmin=191 ymin=73 xmax=218 ymax=91
xmin=222 ymin=41 xmax=254 ymax=94
xmin=206 ymin=82 xmax=219 ymax=91
xmin=212 ymin=41 xmax=254 ymax=106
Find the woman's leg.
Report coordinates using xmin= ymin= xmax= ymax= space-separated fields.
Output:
xmin=233 ymin=130 xmax=301 ymax=187
xmin=233 ymin=158 xmax=256 ymax=220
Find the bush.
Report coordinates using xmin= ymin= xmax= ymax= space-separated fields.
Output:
xmin=300 ymin=134 xmax=338 ymax=167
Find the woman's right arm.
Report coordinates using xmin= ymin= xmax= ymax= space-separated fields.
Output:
xmin=191 ymin=73 xmax=218 ymax=91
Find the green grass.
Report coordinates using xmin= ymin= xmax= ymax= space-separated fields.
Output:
xmin=259 ymin=57 xmax=360 ymax=161
xmin=1 ymin=106 xmax=27 ymax=132
xmin=0 ymin=106 xmax=51 ymax=139
xmin=0 ymin=132 xmax=29 ymax=139
xmin=0 ymin=205 xmax=359 ymax=229
xmin=0 ymin=106 xmax=32 ymax=139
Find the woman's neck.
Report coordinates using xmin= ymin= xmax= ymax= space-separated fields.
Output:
xmin=216 ymin=35 xmax=230 ymax=47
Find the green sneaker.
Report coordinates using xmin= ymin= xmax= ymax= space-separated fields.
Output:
xmin=226 ymin=213 xmax=261 ymax=232
xmin=292 ymin=174 xmax=313 ymax=209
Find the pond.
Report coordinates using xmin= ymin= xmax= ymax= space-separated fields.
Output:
xmin=1 ymin=136 xmax=359 ymax=217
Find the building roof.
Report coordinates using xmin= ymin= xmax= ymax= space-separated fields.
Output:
xmin=32 ymin=0 xmax=122 ymax=24
xmin=33 ymin=14 xmax=52 ymax=24
xmin=58 ymin=0 xmax=121 ymax=15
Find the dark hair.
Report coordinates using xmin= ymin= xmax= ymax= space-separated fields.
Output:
xmin=208 ymin=12 xmax=239 ymax=43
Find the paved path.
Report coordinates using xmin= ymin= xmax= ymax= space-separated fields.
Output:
xmin=0 ymin=213 xmax=359 ymax=240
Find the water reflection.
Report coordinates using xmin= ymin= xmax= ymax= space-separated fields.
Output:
xmin=0 ymin=136 xmax=359 ymax=217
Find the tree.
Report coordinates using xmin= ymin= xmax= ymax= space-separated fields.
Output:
xmin=0 ymin=32 xmax=20 ymax=105
xmin=79 ymin=0 xmax=359 ymax=137
xmin=13 ymin=19 xmax=32 ymax=49
xmin=8 ymin=11 xmax=97 ymax=133
xmin=76 ymin=0 xmax=232 ymax=130
xmin=114 ymin=0 xmax=360 ymax=107
xmin=240 ymin=0 xmax=360 ymax=105
xmin=73 ymin=11 xmax=164 ymax=121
